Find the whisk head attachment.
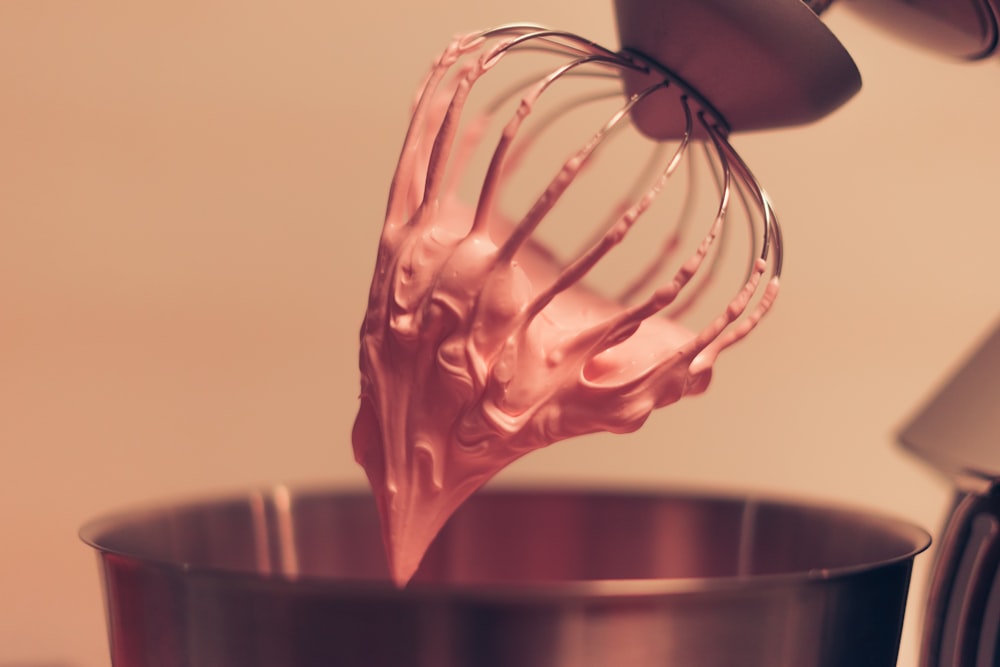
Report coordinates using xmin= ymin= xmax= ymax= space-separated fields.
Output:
xmin=354 ymin=25 xmax=783 ymax=585
xmin=615 ymin=0 xmax=861 ymax=139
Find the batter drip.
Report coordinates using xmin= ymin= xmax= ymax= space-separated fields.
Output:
xmin=352 ymin=27 xmax=781 ymax=586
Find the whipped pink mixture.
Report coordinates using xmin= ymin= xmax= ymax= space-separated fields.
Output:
xmin=352 ymin=28 xmax=780 ymax=586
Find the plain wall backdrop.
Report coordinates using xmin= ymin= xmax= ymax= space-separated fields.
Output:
xmin=2 ymin=3 xmax=998 ymax=666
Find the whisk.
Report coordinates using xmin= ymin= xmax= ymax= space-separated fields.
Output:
xmin=353 ymin=8 xmax=859 ymax=585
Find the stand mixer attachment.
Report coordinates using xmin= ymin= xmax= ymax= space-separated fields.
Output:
xmin=827 ymin=0 xmax=1000 ymax=60
xmin=354 ymin=5 xmax=861 ymax=585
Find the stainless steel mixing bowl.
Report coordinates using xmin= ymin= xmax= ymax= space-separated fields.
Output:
xmin=81 ymin=487 xmax=929 ymax=667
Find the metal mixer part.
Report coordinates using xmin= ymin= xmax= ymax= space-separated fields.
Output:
xmin=613 ymin=0 xmax=862 ymax=139
xmin=831 ymin=0 xmax=1000 ymax=60
xmin=898 ymin=319 xmax=1000 ymax=667
xmin=900 ymin=319 xmax=1000 ymax=484
xmin=394 ymin=23 xmax=786 ymax=291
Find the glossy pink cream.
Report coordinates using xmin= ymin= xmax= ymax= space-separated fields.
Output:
xmin=352 ymin=29 xmax=780 ymax=586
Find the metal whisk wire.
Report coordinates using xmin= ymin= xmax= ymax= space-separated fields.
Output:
xmin=382 ymin=27 xmax=781 ymax=434
xmin=386 ymin=24 xmax=779 ymax=336
xmin=358 ymin=24 xmax=787 ymax=584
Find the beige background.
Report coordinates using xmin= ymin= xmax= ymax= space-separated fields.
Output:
xmin=2 ymin=2 xmax=998 ymax=666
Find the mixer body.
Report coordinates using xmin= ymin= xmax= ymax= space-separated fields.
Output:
xmin=836 ymin=0 xmax=999 ymax=59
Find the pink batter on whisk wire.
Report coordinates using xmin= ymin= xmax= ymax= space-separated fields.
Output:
xmin=352 ymin=26 xmax=780 ymax=586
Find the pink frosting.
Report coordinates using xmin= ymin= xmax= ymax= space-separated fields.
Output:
xmin=352 ymin=28 xmax=780 ymax=586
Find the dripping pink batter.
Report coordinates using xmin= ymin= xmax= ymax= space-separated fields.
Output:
xmin=352 ymin=29 xmax=780 ymax=586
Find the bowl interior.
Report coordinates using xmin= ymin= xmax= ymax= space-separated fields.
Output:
xmin=81 ymin=487 xmax=930 ymax=589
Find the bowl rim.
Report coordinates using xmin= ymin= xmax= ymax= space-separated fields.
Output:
xmin=79 ymin=483 xmax=931 ymax=599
